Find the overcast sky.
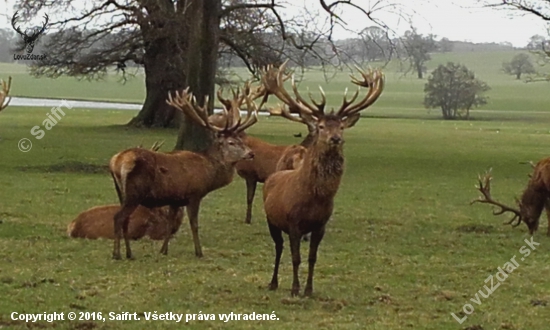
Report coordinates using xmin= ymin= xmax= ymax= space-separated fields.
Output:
xmin=0 ymin=0 xmax=547 ymax=47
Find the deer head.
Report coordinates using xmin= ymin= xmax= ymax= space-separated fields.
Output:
xmin=166 ymin=84 xmax=262 ymax=163
xmin=471 ymin=169 xmax=542 ymax=235
xmin=260 ymin=60 xmax=384 ymax=150
xmin=11 ymin=11 xmax=49 ymax=54
xmin=0 ymin=77 xmax=12 ymax=112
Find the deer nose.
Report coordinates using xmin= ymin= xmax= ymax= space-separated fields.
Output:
xmin=330 ymin=136 xmax=342 ymax=145
xmin=246 ymin=151 xmax=255 ymax=159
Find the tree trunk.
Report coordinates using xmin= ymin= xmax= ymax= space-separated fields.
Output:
xmin=516 ymin=72 xmax=521 ymax=80
xmin=128 ymin=22 xmax=187 ymax=128
xmin=416 ymin=63 xmax=423 ymax=79
xmin=175 ymin=0 xmax=221 ymax=151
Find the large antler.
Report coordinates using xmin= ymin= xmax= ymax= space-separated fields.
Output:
xmin=471 ymin=169 xmax=522 ymax=227
xmin=261 ymin=60 xmax=326 ymax=119
xmin=336 ymin=67 xmax=385 ymax=117
xmin=167 ymin=87 xmax=258 ymax=134
xmin=0 ymin=77 xmax=12 ymax=112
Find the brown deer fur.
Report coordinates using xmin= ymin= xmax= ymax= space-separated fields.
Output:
xmin=67 ymin=205 xmax=183 ymax=240
xmin=110 ymin=86 xmax=261 ymax=260
xmin=473 ymin=157 xmax=550 ymax=236
xmin=208 ymin=112 xmax=315 ymax=224
xmin=260 ymin=61 xmax=385 ymax=296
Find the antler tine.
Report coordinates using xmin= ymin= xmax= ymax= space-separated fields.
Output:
xmin=150 ymin=140 xmax=165 ymax=151
xmin=338 ymin=67 xmax=385 ymax=117
xmin=305 ymin=86 xmax=326 ymax=112
xmin=166 ymin=89 xmax=223 ymax=133
xmin=471 ymin=169 xmax=522 ymax=224
xmin=234 ymin=93 xmax=258 ymax=133
xmin=217 ymin=88 xmax=232 ymax=109
xmin=0 ymin=76 xmax=12 ymax=111
xmin=260 ymin=60 xmax=317 ymax=120
xmin=290 ymin=76 xmax=324 ymax=116
xmin=268 ymin=104 xmax=308 ymax=125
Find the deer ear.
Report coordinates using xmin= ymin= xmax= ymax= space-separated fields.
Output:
xmin=342 ymin=113 xmax=361 ymax=128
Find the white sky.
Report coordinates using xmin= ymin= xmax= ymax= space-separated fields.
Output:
xmin=0 ymin=0 xmax=548 ymax=47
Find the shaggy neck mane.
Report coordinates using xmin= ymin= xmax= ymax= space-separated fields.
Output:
xmin=520 ymin=182 xmax=547 ymax=219
xmin=300 ymin=142 xmax=344 ymax=198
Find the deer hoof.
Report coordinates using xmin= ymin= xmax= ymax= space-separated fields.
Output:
xmin=268 ymin=282 xmax=278 ymax=291
xmin=112 ymin=253 xmax=122 ymax=260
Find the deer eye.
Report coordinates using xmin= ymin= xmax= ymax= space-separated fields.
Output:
xmin=228 ymin=140 xmax=235 ymax=146
xmin=319 ymin=124 xmax=325 ymax=130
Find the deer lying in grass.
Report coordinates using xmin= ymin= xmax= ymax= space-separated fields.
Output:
xmin=259 ymin=60 xmax=385 ymax=296
xmin=0 ymin=77 xmax=12 ymax=112
xmin=472 ymin=159 xmax=550 ymax=236
xmin=68 ymin=205 xmax=184 ymax=240
xmin=109 ymin=85 xmax=261 ymax=260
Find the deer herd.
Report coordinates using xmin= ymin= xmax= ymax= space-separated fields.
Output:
xmin=1 ymin=59 xmax=549 ymax=297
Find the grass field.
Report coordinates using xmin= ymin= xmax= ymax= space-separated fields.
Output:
xmin=1 ymin=51 xmax=550 ymax=329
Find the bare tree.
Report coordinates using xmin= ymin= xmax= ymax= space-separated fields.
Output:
xmin=402 ymin=29 xmax=437 ymax=79
xmin=12 ymin=0 xmax=407 ymax=152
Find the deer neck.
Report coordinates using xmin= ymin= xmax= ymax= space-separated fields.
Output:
xmin=299 ymin=131 xmax=316 ymax=148
xmin=520 ymin=184 xmax=547 ymax=220
xmin=201 ymin=145 xmax=236 ymax=187
xmin=300 ymin=142 xmax=344 ymax=198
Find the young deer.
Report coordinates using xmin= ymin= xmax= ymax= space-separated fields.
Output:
xmin=259 ymin=61 xmax=385 ymax=296
xmin=67 ymin=205 xmax=184 ymax=240
xmin=472 ymin=159 xmax=550 ymax=236
xmin=109 ymin=85 xmax=261 ymax=260
xmin=0 ymin=77 xmax=12 ymax=112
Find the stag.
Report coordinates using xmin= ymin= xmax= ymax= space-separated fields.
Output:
xmin=209 ymin=76 xmax=317 ymax=225
xmin=12 ymin=12 xmax=49 ymax=53
xmin=0 ymin=77 xmax=12 ymax=112
xmin=259 ymin=60 xmax=385 ymax=296
xmin=472 ymin=161 xmax=550 ymax=236
xmin=109 ymin=85 xmax=261 ymax=260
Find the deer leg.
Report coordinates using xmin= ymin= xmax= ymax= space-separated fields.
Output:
xmin=110 ymin=173 xmax=123 ymax=205
xmin=304 ymin=225 xmax=325 ymax=297
xmin=113 ymin=204 xmax=138 ymax=260
xmin=186 ymin=198 xmax=203 ymax=258
xmin=267 ymin=222 xmax=284 ymax=290
xmin=245 ymin=178 xmax=257 ymax=224
xmin=545 ymin=198 xmax=550 ymax=237
xmin=160 ymin=205 xmax=180 ymax=255
xmin=288 ymin=228 xmax=302 ymax=297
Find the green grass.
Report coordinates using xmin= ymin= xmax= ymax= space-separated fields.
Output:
xmin=1 ymin=50 xmax=550 ymax=329
xmin=1 ymin=105 xmax=550 ymax=329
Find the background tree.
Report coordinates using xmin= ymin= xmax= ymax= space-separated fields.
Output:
xmin=527 ymin=34 xmax=547 ymax=51
xmin=402 ymin=29 xmax=437 ymax=79
xmin=14 ymin=0 xmax=403 ymax=151
xmin=502 ymin=53 xmax=536 ymax=79
xmin=424 ymin=62 xmax=490 ymax=120
xmin=437 ymin=37 xmax=453 ymax=53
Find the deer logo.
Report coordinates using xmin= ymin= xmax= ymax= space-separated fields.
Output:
xmin=11 ymin=11 xmax=49 ymax=54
